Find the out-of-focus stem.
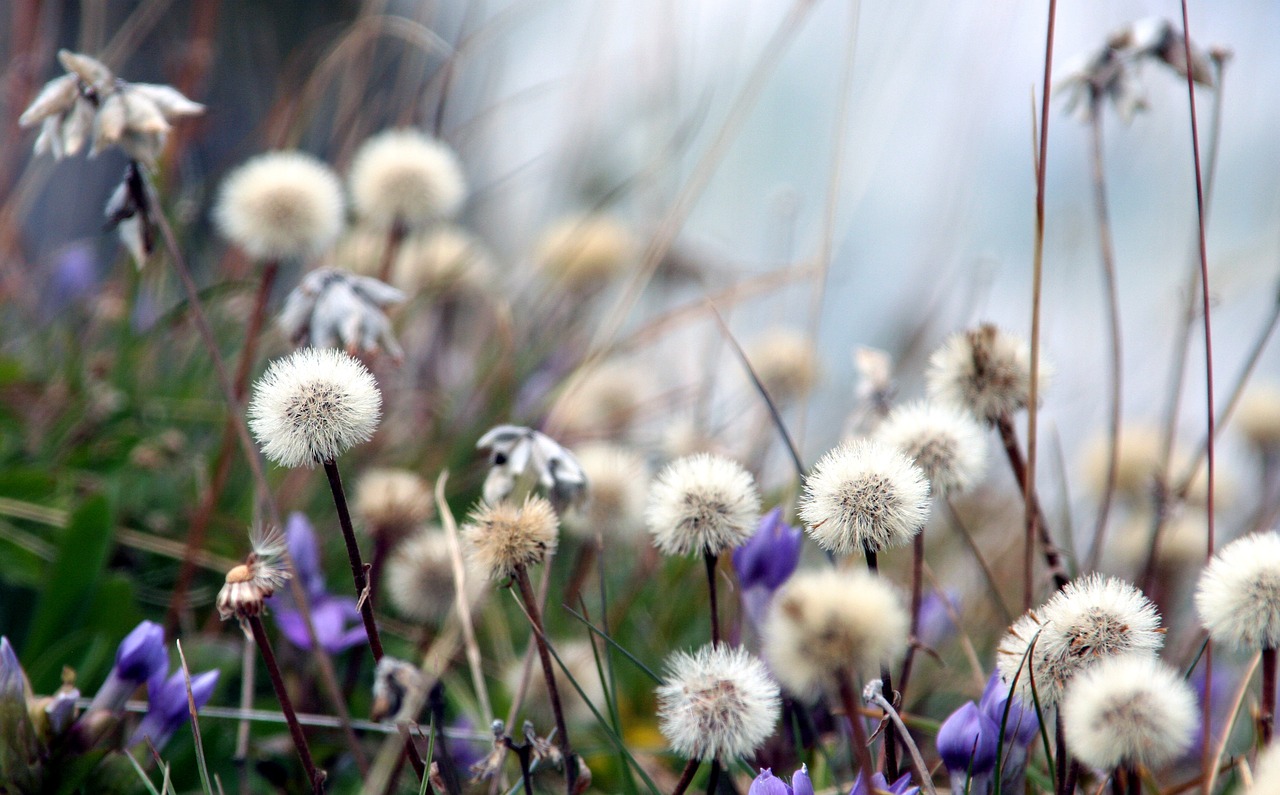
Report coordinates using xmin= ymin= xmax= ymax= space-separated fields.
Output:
xmin=995 ymin=414 xmax=1070 ymax=592
xmin=513 ymin=565 xmax=576 ymax=794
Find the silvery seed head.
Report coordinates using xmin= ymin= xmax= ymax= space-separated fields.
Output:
xmin=215 ymin=151 xmax=345 ymax=262
xmin=349 ymin=129 xmax=466 ymax=229
xmin=1195 ymin=532 xmax=1280 ymax=651
xmin=645 ymin=453 xmax=761 ymax=557
xmin=655 ymin=643 xmax=780 ymax=761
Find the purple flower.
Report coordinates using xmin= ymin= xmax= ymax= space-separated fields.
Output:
xmin=849 ymin=771 xmax=919 ymax=795
xmin=791 ymin=766 xmax=814 ymax=795
xmin=88 ymin=620 xmax=170 ymax=713
xmin=733 ymin=508 xmax=803 ymax=626
xmin=917 ymin=589 xmax=960 ymax=650
xmin=749 ymin=769 xmax=793 ymax=795
xmin=128 ymin=668 xmax=219 ymax=749
xmin=270 ymin=512 xmax=367 ymax=654
xmin=445 ymin=716 xmax=489 ymax=772
xmin=0 ymin=637 xmax=26 ymax=701
xmin=937 ymin=701 xmax=999 ymax=776
xmin=979 ymin=671 xmax=1039 ymax=747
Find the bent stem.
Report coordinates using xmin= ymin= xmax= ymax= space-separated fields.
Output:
xmin=513 ymin=564 xmax=577 ymax=794
xmin=323 ymin=458 xmax=385 ymax=661
xmin=897 ymin=532 xmax=926 ymax=699
xmin=247 ymin=615 xmax=326 ymax=794
xmin=704 ymin=548 xmax=722 ymax=647
xmin=994 ymin=414 xmax=1070 ymax=592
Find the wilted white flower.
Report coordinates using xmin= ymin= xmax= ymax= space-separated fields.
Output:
xmin=216 ymin=525 xmax=291 ymax=628
xmin=476 ymin=425 xmax=587 ymax=510
xmin=20 ymin=50 xmax=203 ymax=164
xmin=655 ymin=643 xmax=780 ymax=761
xmin=762 ymin=568 xmax=910 ymax=701
xmin=926 ymin=324 xmax=1046 ymax=422
xmin=277 ymin=268 xmax=406 ymax=359
xmin=1061 ymin=654 xmax=1196 ymax=770
xmin=534 ymin=213 xmax=634 ymax=291
xmin=798 ymin=439 xmax=930 ymax=555
xmin=215 ymin=151 xmax=345 ymax=262
xmin=875 ymin=400 xmax=987 ymax=496
xmin=462 ymin=495 xmax=560 ymax=580
xmin=997 ymin=575 xmax=1163 ymax=707
xmin=247 ymin=348 xmax=381 ymax=468
xmin=1195 ymin=532 xmax=1280 ymax=651
xmin=370 ymin=656 xmax=426 ymax=722
xmin=349 ymin=129 xmax=466 ymax=229
xmin=645 ymin=453 xmax=761 ymax=557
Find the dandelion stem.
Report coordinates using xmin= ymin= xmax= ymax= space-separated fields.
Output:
xmin=1054 ymin=711 xmax=1071 ymax=795
xmin=838 ymin=672 xmax=877 ymax=780
xmin=704 ymin=760 xmax=721 ymax=795
xmin=671 ymin=758 xmax=700 ymax=795
xmin=323 ymin=458 xmax=385 ymax=661
xmin=704 ymin=548 xmax=722 ymax=647
xmin=862 ymin=542 xmax=899 ymax=777
xmin=897 ymin=533 xmax=926 ymax=699
xmin=1262 ymin=647 xmax=1276 ymax=746
xmin=376 ymin=220 xmax=406 ymax=283
xmin=247 ymin=615 xmax=326 ymax=794
xmin=995 ymin=414 xmax=1070 ymax=592
xmin=513 ymin=564 xmax=577 ymax=794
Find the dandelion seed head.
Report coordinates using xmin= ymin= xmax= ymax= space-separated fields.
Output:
xmin=1195 ymin=532 xmax=1280 ymax=651
xmin=247 ymin=348 xmax=381 ymax=468
xmin=798 ymin=439 xmax=930 ymax=555
xmin=463 ymin=495 xmax=559 ymax=580
xmin=997 ymin=575 xmax=1163 ymax=706
xmin=355 ymin=468 xmax=433 ymax=543
xmin=875 ymin=400 xmax=987 ymax=496
xmin=386 ymin=528 xmax=483 ymax=625
xmin=656 ymin=643 xmax=780 ymax=761
xmin=349 ymin=129 xmax=466 ymax=229
xmin=645 ymin=453 xmax=761 ymax=556
xmin=926 ymin=324 xmax=1047 ymax=422
xmin=763 ymin=568 xmax=910 ymax=701
xmin=1061 ymin=654 xmax=1196 ymax=770
xmin=567 ymin=442 xmax=648 ymax=541
xmin=746 ymin=328 xmax=820 ymax=403
xmin=1237 ymin=383 xmax=1280 ymax=452
xmin=393 ymin=226 xmax=493 ymax=295
xmin=505 ymin=640 xmax=605 ymax=726
xmin=535 ymin=213 xmax=634 ymax=290
xmin=216 ymin=535 xmax=291 ymax=622
xmin=215 ymin=151 xmax=345 ymax=261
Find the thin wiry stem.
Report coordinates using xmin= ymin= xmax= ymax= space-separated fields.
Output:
xmin=671 ymin=758 xmax=700 ymax=795
xmin=704 ymin=549 xmax=722 ymax=647
xmin=837 ymin=672 xmax=877 ymax=781
xmin=860 ymin=544 xmax=897 ymax=777
xmin=1026 ymin=0 xmax=1060 ymax=611
xmin=995 ymin=414 xmax=1071 ymax=591
xmin=864 ymin=681 xmax=939 ymax=795
xmin=1262 ymin=647 xmax=1276 ymax=747
xmin=896 ymin=532 xmax=926 ymax=699
xmin=323 ymin=459 xmax=385 ymax=661
xmin=513 ymin=565 xmax=577 ymax=794
xmin=1084 ymin=105 xmax=1124 ymax=574
xmin=247 ymin=616 xmax=326 ymax=794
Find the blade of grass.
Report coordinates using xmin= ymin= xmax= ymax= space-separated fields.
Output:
xmin=176 ymin=640 xmax=214 ymax=795
xmin=562 ymin=604 xmax=661 ymax=684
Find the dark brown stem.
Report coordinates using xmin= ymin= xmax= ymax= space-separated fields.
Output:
xmin=1084 ymin=107 xmax=1123 ymax=574
xmin=376 ymin=221 xmax=406 ymax=283
xmin=1055 ymin=711 xmax=1070 ymax=795
xmin=396 ymin=724 xmax=429 ymax=787
xmin=167 ymin=260 xmax=278 ymax=628
xmin=1125 ymin=765 xmax=1140 ymax=795
xmin=861 ymin=544 xmax=898 ymax=777
xmin=562 ymin=538 xmax=599 ymax=610
xmin=514 ymin=565 xmax=576 ymax=794
xmin=897 ymin=533 xmax=925 ymax=700
xmin=705 ymin=759 xmax=721 ymax=795
xmin=672 ymin=758 xmax=700 ymax=795
xmin=248 ymin=616 xmax=326 ymax=794
xmin=995 ymin=414 xmax=1071 ymax=593
xmin=838 ymin=672 xmax=876 ymax=780
xmin=704 ymin=549 xmax=721 ymax=647
xmin=323 ymin=459 xmax=384 ymax=661
xmin=1263 ymin=647 xmax=1277 ymax=746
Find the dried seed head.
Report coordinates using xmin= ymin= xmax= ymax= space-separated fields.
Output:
xmin=216 ymin=534 xmax=291 ymax=623
xmin=355 ymin=468 xmax=434 ymax=544
xmin=463 ymin=495 xmax=560 ymax=580
xmin=535 ymin=214 xmax=634 ymax=291
xmin=875 ymin=400 xmax=987 ymax=497
xmin=655 ymin=643 xmax=780 ymax=761
xmin=248 ymin=348 xmax=381 ymax=468
xmin=926 ymin=324 xmax=1047 ymax=422
xmin=1195 ymin=532 xmax=1280 ymax=651
xmin=548 ymin=361 xmax=646 ymax=440
xmin=645 ymin=453 xmax=761 ymax=557
xmin=1061 ymin=654 xmax=1197 ymax=770
xmin=746 ymin=328 xmax=820 ymax=403
xmin=349 ymin=129 xmax=466 ymax=229
xmin=215 ymin=151 xmax=345 ymax=261
xmin=762 ymin=568 xmax=910 ymax=701
xmin=798 ymin=439 xmax=930 ymax=555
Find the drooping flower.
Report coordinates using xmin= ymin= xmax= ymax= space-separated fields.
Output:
xmin=216 ymin=525 xmax=292 ymax=630
xmin=733 ymin=508 xmax=803 ymax=628
xmin=349 ymin=129 xmax=466 ymax=230
xmin=646 ymin=453 xmax=762 ymax=557
xmin=1061 ymin=654 xmax=1196 ymax=770
xmin=798 ymin=439 xmax=930 ymax=556
xmin=1195 ymin=532 xmax=1280 ymax=651
xmin=247 ymin=347 xmax=382 ymax=468
xmin=936 ymin=701 xmax=999 ymax=792
xmin=463 ymin=495 xmax=559 ymax=580
xmin=876 ymin=401 xmax=987 ymax=496
xmin=127 ymin=668 xmax=219 ymax=749
xmin=476 ymin=425 xmax=587 ymax=511
xmin=215 ymin=151 xmax=345 ymax=262
xmin=270 ymin=513 xmax=367 ymax=654
xmin=276 ymin=269 xmax=406 ymax=359
xmin=655 ymin=643 xmax=780 ymax=761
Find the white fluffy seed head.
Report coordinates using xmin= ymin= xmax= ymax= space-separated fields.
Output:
xmin=385 ymin=528 xmax=482 ymax=625
xmin=534 ymin=213 xmax=634 ymax=290
xmin=1237 ymin=383 xmax=1280 ymax=451
xmin=746 ymin=328 xmax=820 ymax=403
xmin=875 ymin=400 xmax=988 ymax=496
xmin=355 ymin=468 xmax=433 ymax=543
xmin=1195 ymin=532 xmax=1280 ymax=650
xmin=392 ymin=226 xmax=493 ymax=295
xmin=348 ymin=129 xmax=466 ymax=229
xmin=215 ymin=151 xmax=345 ymax=261
xmin=798 ymin=439 xmax=931 ymax=555
xmin=1252 ymin=744 xmax=1280 ymax=793
xmin=926 ymin=324 xmax=1046 ymax=422
xmin=1061 ymin=654 xmax=1197 ymax=770
xmin=997 ymin=575 xmax=1163 ymax=707
xmin=762 ymin=568 xmax=910 ymax=701
xmin=247 ymin=348 xmax=381 ymax=468
xmin=567 ymin=443 xmax=649 ymax=541
xmin=645 ymin=453 xmax=761 ymax=557
xmin=655 ymin=643 xmax=780 ymax=761
xmin=462 ymin=495 xmax=559 ymax=580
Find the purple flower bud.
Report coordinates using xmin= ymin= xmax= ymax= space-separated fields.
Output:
xmin=44 ymin=686 xmax=80 ymax=734
xmin=979 ymin=671 xmax=1039 ymax=747
xmin=849 ymin=771 xmax=919 ymax=795
xmin=113 ymin=620 xmax=167 ymax=684
xmin=733 ymin=508 xmax=803 ymax=591
xmin=0 ymin=637 xmax=26 ymax=701
xmin=285 ymin=512 xmax=325 ymax=599
xmin=791 ymin=766 xmax=814 ymax=795
xmin=937 ymin=701 xmax=999 ymax=776
xmin=128 ymin=668 xmax=219 ymax=749
xmin=748 ymin=769 xmax=792 ymax=795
